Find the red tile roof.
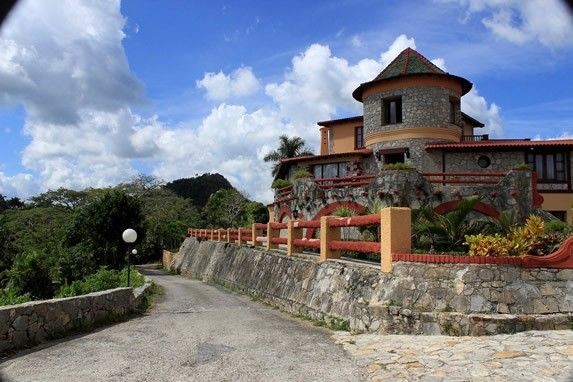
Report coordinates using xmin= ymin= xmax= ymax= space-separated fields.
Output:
xmin=425 ymin=139 xmax=573 ymax=151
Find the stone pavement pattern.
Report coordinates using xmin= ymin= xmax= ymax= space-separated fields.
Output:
xmin=333 ymin=330 xmax=573 ymax=381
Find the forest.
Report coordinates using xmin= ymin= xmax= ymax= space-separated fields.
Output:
xmin=0 ymin=173 xmax=268 ymax=305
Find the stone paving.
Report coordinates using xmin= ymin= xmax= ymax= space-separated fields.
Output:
xmin=333 ymin=330 xmax=573 ymax=381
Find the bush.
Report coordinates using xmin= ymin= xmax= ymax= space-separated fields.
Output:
xmin=292 ymin=169 xmax=313 ymax=179
xmin=9 ymin=251 xmax=55 ymax=299
xmin=0 ymin=287 xmax=31 ymax=306
xmin=544 ymin=219 xmax=570 ymax=233
xmin=466 ymin=215 xmax=566 ymax=257
xmin=271 ymin=179 xmax=292 ymax=189
xmin=56 ymin=267 xmax=145 ymax=298
xmin=332 ymin=206 xmax=356 ymax=217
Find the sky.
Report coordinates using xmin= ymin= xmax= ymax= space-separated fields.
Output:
xmin=0 ymin=0 xmax=572 ymax=203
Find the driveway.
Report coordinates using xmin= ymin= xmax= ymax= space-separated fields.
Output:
xmin=0 ymin=266 xmax=365 ymax=381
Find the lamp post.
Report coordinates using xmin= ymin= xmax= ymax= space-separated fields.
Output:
xmin=122 ymin=228 xmax=137 ymax=287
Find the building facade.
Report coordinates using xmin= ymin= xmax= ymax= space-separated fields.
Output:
xmin=270 ymin=48 xmax=573 ymax=225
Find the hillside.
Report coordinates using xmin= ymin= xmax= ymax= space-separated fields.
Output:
xmin=164 ymin=173 xmax=233 ymax=207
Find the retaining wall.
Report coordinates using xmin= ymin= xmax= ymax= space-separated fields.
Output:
xmin=1 ymin=280 xmax=153 ymax=354
xmin=168 ymin=238 xmax=573 ymax=336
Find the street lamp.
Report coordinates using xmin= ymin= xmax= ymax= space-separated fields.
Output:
xmin=122 ymin=228 xmax=137 ymax=287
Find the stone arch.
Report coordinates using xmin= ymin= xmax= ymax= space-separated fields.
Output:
xmin=433 ymin=200 xmax=500 ymax=219
xmin=304 ymin=201 xmax=366 ymax=239
xmin=277 ymin=205 xmax=293 ymax=223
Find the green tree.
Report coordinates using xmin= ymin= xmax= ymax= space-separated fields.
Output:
xmin=66 ymin=189 xmax=145 ymax=269
xmin=243 ymin=201 xmax=269 ymax=225
xmin=139 ymin=188 xmax=201 ymax=262
xmin=29 ymin=188 xmax=90 ymax=210
xmin=0 ymin=217 xmax=17 ymax=287
xmin=9 ymin=251 xmax=55 ymax=299
xmin=203 ymin=189 xmax=248 ymax=228
xmin=164 ymin=173 xmax=233 ymax=207
xmin=263 ymin=135 xmax=314 ymax=175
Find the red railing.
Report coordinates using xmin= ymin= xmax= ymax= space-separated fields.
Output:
xmin=326 ymin=214 xmax=380 ymax=254
xmin=314 ymin=175 xmax=375 ymax=189
xmin=422 ymin=172 xmax=505 ymax=185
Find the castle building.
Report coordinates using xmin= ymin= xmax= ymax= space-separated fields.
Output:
xmin=270 ymin=48 xmax=573 ymax=225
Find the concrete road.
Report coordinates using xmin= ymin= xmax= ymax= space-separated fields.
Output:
xmin=0 ymin=266 xmax=364 ymax=382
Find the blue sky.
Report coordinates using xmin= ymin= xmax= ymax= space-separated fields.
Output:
xmin=0 ymin=0 xmax=572 ymax=202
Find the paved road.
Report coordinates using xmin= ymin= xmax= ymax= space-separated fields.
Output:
xmin=0 ymin=267 xmax=364 ymax=382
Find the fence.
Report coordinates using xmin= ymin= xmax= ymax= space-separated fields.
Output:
xmin=187 ymin=207 xmax=411 ymax=272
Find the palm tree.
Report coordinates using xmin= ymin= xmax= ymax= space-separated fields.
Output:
xmin=264 ymin=135 xmax=314 ymax=175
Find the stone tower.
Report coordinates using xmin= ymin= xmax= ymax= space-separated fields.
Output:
xmin=352 ymin=48 xmax=473 ymax=171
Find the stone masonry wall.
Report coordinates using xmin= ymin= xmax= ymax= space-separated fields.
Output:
xmin=363 ymin=86 xmax=461 ymax=135
xmin=0 ymin=287 xmax=140 ymax=354
xmin=170 ymin=238 xmax=573 ymax=336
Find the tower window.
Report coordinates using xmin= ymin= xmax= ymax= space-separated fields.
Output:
xmin=383 ymin=97 xmax=402 ymax=125
xmin=355 ymin=126 xmax=364 ymax=149
xmin=449 ymin=97 xmax=460 ymax=124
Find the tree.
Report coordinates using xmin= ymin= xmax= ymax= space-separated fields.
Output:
xmin=0 ymin=217 xmax=17 ymax=287
xmin=164 ymin=173 xmax=233 ymax=207
xmin=263 ymin=135 xmax=314 ymax=175
xmin=29 ymin=188 xmax=89 ymax=210
xmin=66 ymin=189 xmax=145 ymax=269
xmin=202 ymin=189 xmax=248 ymax=228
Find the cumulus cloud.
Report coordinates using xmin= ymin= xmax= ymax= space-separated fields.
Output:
xmin=462 ymin=88 xmax=503 ymax=137
xmin=456 ymin=0 xmax=573 ymax=47
xmin=265 ymin=34 xmax=417 ymax=126
xmin=0 ymin=0 xmax=505 ymax=205
xmin=197 ymin=67 xmax=260 ymax=101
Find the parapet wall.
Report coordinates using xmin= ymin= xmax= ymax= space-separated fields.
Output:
xmin=0 ymin=280 xmax=153 ymax=355
xmin=169 ymin=238 xmax=573 ymax=336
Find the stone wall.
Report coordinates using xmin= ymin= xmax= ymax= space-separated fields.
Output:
xmin=363 ymin=87 xmax=460 ymax=134
xmin=170 ymin=238 xmax=572 ymax=336
xmin=0 ymin=282 xmax=153 ymax=354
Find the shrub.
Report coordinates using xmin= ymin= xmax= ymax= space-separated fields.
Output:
xmin=382 ymin=163 xmax=414 ymax=170
xmin=466 ymin=215 xmax=566 ymax=257
xmin=9 ymin=251 xmax=55 ymax=300
xmin=292 ymin=169 xmax=313 ymax=179
xmin=544 ymin=219 xmax=570 ymax=233
xmin=0 ymin=287 xmax=31 ymax=306
xmin=332 ymin=206 xmax=356 ymax=217
xmin=56 ymin=267 xmax=144 ymax=298
xmin=271 ymin=179 xmax=292 ymax=189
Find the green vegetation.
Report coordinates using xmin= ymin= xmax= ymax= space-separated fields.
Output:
xmin=292 ymin=169 xmax=313 ymax=179
xmin=0 ymin=172 xmax=268 ymax=306
xmin=466 ymin=215 xmax=569 ymax=257
xmin=271 ymin=179 xmax=292 ymax=189
xmin=56 ymin=267 xmax=145 ymax=298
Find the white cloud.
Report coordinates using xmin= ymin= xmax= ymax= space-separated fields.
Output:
xmin=351 ymin=35 xmax=363 ymax=47
xmin=462 ymin=88 xmax=503 ymax=137
xmin=265 ymin=34 xmax=417 ymax=126
xmin=456 ymin=0 xmax=573 ymax=47
xmin=0 ymin=172 xmax=37 ymax=198
xmin=430 ymin=58 xmax=447 ymax=71
xmin=196 ymin=67 xmax=261 ymax=101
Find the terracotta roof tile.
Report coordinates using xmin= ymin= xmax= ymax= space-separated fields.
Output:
xmin=425 ymin=139 xmax=573 ymax=151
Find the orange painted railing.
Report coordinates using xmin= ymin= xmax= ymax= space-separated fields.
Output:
xmin=186 ymin=208 xmax=573 ymax=271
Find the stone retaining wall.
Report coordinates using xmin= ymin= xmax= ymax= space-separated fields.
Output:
xmin=0 ymin=280 xmax=153 ymax=354
xmin=170 ymin=238 xmax=573 ymax=336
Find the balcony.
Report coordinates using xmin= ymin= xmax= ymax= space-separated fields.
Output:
xmin=461 ymin=134 xmax=489 ymax=142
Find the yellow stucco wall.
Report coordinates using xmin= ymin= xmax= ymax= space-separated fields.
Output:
xmin=540 ymin=193 xmax=573 ymax=222
xmin=332 ymin=123 xmax=357 ymax=153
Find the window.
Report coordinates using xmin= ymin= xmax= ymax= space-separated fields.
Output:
xmin=526 ymin=152 xmax=567 ymax=182
xmin=383 ymin=97 xmax=402 ymax=125
xmin=477 ymin=155 xmax=491 ymax=168
xmin=449 ymin=97 xmax=460 ymax=124
xmin=313 ymin=162 xmax=350 ymax=179
xmin=384 ymin=153 xmax=404 ymax=164
xmin=376 ymin=147 xmax=408 ymax=164
xmin=355 ymin=126 xmax=364 ymax=149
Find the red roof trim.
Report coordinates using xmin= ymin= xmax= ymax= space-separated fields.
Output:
xmin=426 ymin=139 xmax=573 ymax=151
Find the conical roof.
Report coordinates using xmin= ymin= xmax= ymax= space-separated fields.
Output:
xmin=352 ymin=48 xmax=472 ymax=101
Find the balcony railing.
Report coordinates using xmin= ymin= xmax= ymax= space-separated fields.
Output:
xmin=314 ymin=175 xmax=375 ymax=189
xmin=461 ymin=134 xmax=489 ymax=142
xmin=421 ymin=172 xmax=505 ymax=185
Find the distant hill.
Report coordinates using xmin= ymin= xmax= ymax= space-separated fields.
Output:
xmin=164 ymin=173 xmax=234 ymax=207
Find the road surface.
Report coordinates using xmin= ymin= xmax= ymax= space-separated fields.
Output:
xmin=0 ymin=266 xmax=364 ymax=381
